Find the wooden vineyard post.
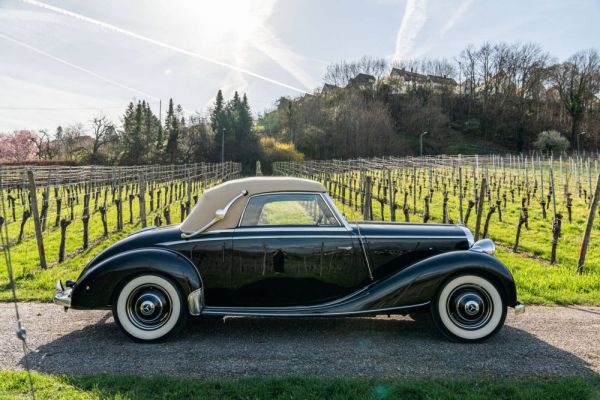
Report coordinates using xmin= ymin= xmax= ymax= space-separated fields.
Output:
xmin=27 ymin=170 xmax=47 ymax=269
xmin=58 ymin=218 xmax=71 ymax=262
xmin=458 ymin=162 xmax=463 ymax=224
xmin=388 ymin=169 xmax=395 ymax=222
xmin=138 ymin=171 xmax=147 ymax=228
xmin=578 ymin=174 xmax=600 ymax=273
xmin=473 ymin=177 xmax=486 ymax=242
xmin=549 ymin=167 xmax=561 ymax=264
xmin=412 ymin=165 xmax=417 ymax=215
xmin=363 ymin=176 xmax=372 ymax=221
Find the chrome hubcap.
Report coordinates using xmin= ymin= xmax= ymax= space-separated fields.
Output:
xmin=126 ymin=284 xmax=172 ymax=331
xmin=446 ymin=284 xmax=492 ymax=330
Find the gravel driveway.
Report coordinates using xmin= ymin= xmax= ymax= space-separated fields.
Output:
xmin=1 ymin=303 xmax=598 ymax=378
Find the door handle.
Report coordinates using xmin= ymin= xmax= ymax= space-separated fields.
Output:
xmin=337 ymin=246 xmax=353 ymax=251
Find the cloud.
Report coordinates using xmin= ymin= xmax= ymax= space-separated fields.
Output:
xmin=19 ymin=0 xmax=311 ymax=94
xmin=393 ymin=0 xmax=428 ymax=60
xmin=441 ymin=0 xmax=474 ymax=34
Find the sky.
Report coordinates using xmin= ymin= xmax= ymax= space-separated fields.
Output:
xmin=0 ymin=0 xmax=599 ymax=132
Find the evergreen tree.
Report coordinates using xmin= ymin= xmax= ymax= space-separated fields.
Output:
xmin=164 ymin=98 xmax=180 ymax=163
xmin=210 ymin=90 xmax=226 ymax=162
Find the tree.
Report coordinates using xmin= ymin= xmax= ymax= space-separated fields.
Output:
xmin=210 ymin=90 xmax=227 ymax=162
xmin=324 ymin=56 xmax=387 ymax=86
xmin=533 ymin=130 xmax=570 ymax=154
xmin=549 ymin=49 xmax=600 ymax=143
xmin=87 ymin=115 xmax=117 ymax=164
xmin=0 ymin=130 xmax=37 ymax=162
xmin=164 ymin=99 xmax=181 ymax=163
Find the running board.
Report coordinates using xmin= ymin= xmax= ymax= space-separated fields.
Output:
xmin=200 ymin=302 xmax=430 ymax=317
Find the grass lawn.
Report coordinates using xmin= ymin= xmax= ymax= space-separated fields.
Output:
xmin=1 ymin=168 xmax=599 ymax=305
xmin=1 ymin=371 xmax=599 ymax=400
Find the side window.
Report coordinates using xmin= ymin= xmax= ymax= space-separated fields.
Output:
xmin=240 ymin=193 xmax=339 ymax=227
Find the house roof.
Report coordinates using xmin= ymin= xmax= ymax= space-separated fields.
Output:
xmin=322 ymin=83 xmax=339 ymax=92
xmin=390 ymin=68 xmax=429 ymax=83
xmin=427 ymin=74 xmax=458 ymax=86
xmin=348 ymin=73 xmax=376 ymax=86
xmin=180 ymin=177 xmax=326 ymax=233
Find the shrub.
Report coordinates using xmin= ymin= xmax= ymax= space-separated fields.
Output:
xmin=259 ymin=136 xmax=304 ymax=174
xmin=533 ymin=130 xmax=570 ymax=154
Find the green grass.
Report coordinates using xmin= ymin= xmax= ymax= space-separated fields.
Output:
xmin=1 ymin=371 xmax=599 ymax=400
xmin=329 ymin=166 xmax=600 ymax=305
xmin=2 ymin=168 xmax=600 ymax=305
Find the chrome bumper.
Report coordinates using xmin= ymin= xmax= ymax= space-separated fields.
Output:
xmin=515 ymin=303 xmax=525 ymax=315
xmin=54 ymin=280 xmax=72 ymax=309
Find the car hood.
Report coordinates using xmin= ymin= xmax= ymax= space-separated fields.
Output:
xmin=351 ymin=222 xmax=473 ymax=244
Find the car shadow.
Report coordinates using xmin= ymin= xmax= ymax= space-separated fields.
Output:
xmin=19 ymin=312 xmax=597 ymax=381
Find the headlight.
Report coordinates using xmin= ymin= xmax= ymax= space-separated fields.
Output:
xmin=470 ymin=239 xmax=495 ymax=256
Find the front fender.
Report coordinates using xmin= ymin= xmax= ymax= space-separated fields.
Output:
xmin=362 ymin=250 xmax=518 ymax=310
xmin=71 ymin=248 xmax=202 ymax=310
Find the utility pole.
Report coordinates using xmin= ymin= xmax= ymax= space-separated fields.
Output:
xmin=221 ymin=128 xmax=225 ymax=163
xmin=578 ymin=132 xmax=585 ymax=155
xmin=420 ymin=131 xmax=428 ymax=157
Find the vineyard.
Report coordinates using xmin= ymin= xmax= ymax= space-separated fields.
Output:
xmin=1 ymin=155 xmax=599 ymax=305
xmin=274 ymin=155 xmax=600 ymax=304
xmin=0 ymin=162 xmax=240 ymax=301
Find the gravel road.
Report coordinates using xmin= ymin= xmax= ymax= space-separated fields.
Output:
xmin=1 ymin=303 xmax=598 ymax=378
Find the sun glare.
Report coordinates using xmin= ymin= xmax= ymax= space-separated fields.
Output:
xmin=184 ymin=0 xmax=274 ymax=46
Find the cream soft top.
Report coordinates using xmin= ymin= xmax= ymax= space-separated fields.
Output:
xmin=180 ymin=176 xmax=326 ymax=233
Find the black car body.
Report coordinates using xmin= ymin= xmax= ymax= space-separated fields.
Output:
xmin=55 ymin=177 xmax=523 ymax=342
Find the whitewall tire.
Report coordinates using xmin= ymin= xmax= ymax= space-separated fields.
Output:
xmin=431 ymin=274 xmax=506 ymax=342
xmin=112 ymin=274 xmax=187 ymax=342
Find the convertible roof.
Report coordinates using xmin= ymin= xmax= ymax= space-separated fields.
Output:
xmin=180 ymin=176 xmax=326 ymax=233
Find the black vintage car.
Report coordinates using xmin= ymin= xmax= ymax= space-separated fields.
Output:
xmin=55 ymin=177 xmax=524 ymax=342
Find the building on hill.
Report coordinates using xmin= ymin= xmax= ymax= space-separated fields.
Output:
xmin=321 ymin=83 xmax=339 ymax=94
xmin=389 ymin=68 xmax=457 ymax=94
xmin=347 ymin=73 xmax=376 ymax=90
xmin=427 ymin=74 xmax=458 ymax=92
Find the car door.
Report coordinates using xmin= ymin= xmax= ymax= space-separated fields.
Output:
xmin=227 ymin=192 xmax=362 ymax=307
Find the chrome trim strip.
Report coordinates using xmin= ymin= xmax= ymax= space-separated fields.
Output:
xmin=187 ymin=288 xmax=204 ymax=315
xmin=235 ymin=227 xmax=348 ymax=232
xmin=234 ymin=235 xmax=352 ymax=240
xmin=181 ymin=190 xmax=248 ymax=239
xmin=322 ymin=192 xmax=352 ymax=230
xmin=237 ymin=191 xmax=343 ymax=228
xmin=163 ymin=234 xmax=467 ymax=247
xmin=355 ymin=220 xmax=374 ymax=281
xmin=362 ymin=235 xmax=467 ymax=240
xmin=201 ymin=301 xmax=431 ymax=317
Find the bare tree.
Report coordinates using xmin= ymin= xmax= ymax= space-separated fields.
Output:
xmin=549 ymin=49 xmax=600 ymax=143
xmin=324 ymin=56 xmax=388 ymax=86
xmin=89 ymin=116 xmax=117 ymax=164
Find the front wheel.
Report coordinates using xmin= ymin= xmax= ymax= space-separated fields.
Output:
xmin=431 ymin=274 xmax=506 ymax=342
xmin=112 ymin=274 xmax=187 ymax=342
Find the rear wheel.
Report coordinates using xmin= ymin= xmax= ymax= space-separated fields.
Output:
xmin=431 ymin=274 xmax=506 ymax=342
xmin=112 ymin=274 xmax=187 ymax=342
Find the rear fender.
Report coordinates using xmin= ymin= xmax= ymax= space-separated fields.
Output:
xmin=70 ymin=248 xmax=202 ymax=310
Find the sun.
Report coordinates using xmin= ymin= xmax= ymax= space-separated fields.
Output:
xmin=182 ymin=0 xmax=275 ymax=46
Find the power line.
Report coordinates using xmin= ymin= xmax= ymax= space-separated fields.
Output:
xmin=0 ymin=105 xmax=147 ymax=111
xmin=0 ymin=32 xmax=161 ymax=102
xmin=20 ymin=0 xmax=311 ymax=95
